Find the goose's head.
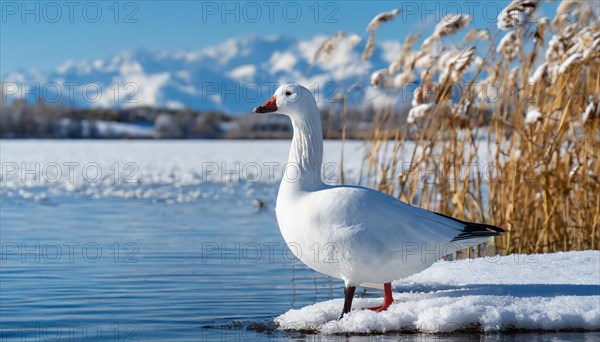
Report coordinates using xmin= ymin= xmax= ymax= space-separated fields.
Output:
xmin=253 ymin=83 xmax=318 ymax=118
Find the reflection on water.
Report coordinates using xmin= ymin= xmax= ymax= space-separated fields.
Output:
xmin=1 ymin=184 xmax=598 ymax=341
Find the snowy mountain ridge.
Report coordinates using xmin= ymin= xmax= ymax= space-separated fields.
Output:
xmin=2 ymin=34 xmax=400 ymax=114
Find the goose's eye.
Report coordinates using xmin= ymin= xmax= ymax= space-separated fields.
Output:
xmin=285 ymin=91 xmax=292 ymax=96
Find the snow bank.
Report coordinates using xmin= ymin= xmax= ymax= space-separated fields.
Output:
xmin=275 ymin=251 xmax=600 ymax=334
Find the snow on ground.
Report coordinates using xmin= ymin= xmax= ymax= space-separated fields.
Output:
xmin=93 ymin=120 xmax=155 ymax=137
xmin=276 ymin=251 xmax=600 ymax=334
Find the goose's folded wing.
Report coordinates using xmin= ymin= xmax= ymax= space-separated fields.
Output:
xmin=310 ymin=185 xmax=503 ymax=251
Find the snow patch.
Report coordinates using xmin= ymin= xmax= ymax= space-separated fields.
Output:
xmin=227 ymin=64 xmax=257 ymax=81
xmin=94 ymin=120 xmax=154 ymax=137
xmin=276 ymin=251 xmax=600 ymax=334
xmin=269 ymin=51 xmax=298 ymax=73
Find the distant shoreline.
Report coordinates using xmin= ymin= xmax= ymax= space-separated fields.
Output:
xmin=0 ymin=102 xmax=378 ymax=139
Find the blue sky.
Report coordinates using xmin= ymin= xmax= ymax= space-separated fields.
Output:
xmin=1 ymin=1 xmax=559 ymax=74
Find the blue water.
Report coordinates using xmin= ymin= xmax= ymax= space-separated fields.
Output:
xmin=1 ymin=184 xmax=598 ymax=341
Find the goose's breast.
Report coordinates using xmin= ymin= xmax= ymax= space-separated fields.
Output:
xmin=275 ymin=196 xmax=328 ymax=247
xmin=275 ymin=196 xmax=356 ymax=277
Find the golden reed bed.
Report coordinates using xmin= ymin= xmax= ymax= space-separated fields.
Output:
xmin=319 ymin=1 xmax=599 ymax=254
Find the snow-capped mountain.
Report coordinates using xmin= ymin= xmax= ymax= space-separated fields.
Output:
xmin=2 ymin=34 xmax=400 ymax=114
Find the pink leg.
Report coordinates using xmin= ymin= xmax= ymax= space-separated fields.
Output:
xmin=364 ymin=282 xmax=393 ymax=312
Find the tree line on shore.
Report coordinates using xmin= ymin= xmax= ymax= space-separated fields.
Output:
xmin=0 ymin=100 xmax=384 ymax=139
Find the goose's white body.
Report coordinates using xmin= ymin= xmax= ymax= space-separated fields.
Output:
xmin=277 ymin=184 xmax=483 ymax=287
xmin=260 ymin=84 xmax=498 ymax=289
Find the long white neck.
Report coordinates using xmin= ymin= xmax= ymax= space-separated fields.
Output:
xmin=284 ymin=107 xmax=324 ymax=191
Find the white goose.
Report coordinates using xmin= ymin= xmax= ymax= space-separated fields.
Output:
xmin=254 ymin=83 xmax=504 ymax=318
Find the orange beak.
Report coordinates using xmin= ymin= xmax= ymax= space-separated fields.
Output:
xmin=253 ymin=96 xmax=278 ymax=113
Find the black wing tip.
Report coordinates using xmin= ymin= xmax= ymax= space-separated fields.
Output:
xmin=452 ymin=223 xmax=505 ymax=242
xmin=434 ymin=212 xmax=505 ymax=242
